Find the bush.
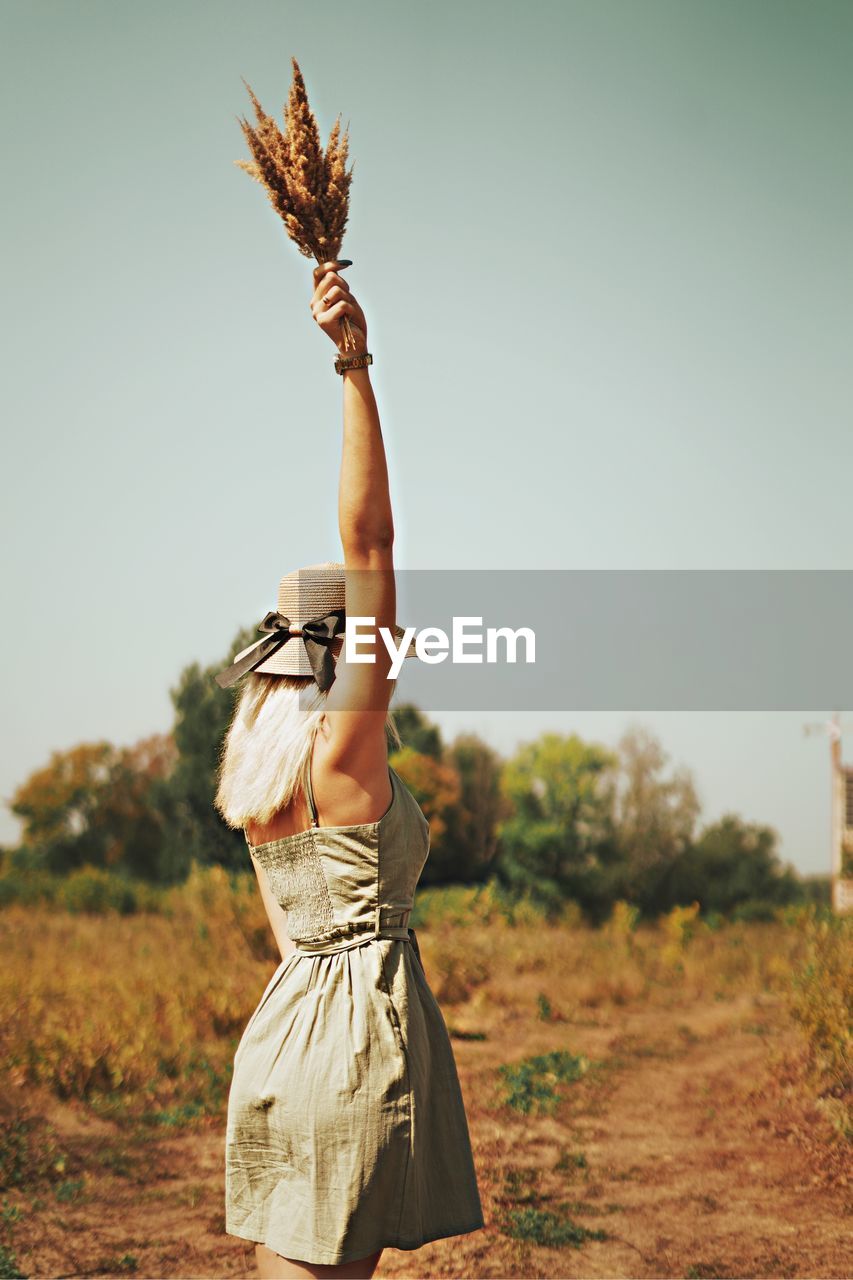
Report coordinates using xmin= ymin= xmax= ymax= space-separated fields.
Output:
xmin=0 ymin=863 xmax=266 ymax=1114
xmin=786 ymin=904 xmax=852 ymax=1132
xmin=59 ymin=866 xmax=139 ymax=915
xmin=503 ymin=1206 xmax=606 ymax=1248
xmin=498 ymin=1050 xmax=589 ymax=1114
xmin=0 ymin=865 xmax=165 ymax=915
xmin=0 ymin=868 xmax=59 ymax=909
xmin=731 ymin=898 xmax=783 ymax=924
xmin=411 ymin=878 xmax=544 ymax=929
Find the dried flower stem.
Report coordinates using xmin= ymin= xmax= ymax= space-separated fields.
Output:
xmin=235 ymin=58 xmax=357 ymax=349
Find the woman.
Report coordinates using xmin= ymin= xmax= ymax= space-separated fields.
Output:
xmin=214 ymin=261 xmax=484 ymax=1279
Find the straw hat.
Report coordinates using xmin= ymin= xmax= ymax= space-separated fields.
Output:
xmin=214 ymin=561 xmax=415 ymax=689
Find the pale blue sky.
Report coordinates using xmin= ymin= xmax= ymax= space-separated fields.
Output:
xmin=2 ymin=1 xmax=851 ymax=873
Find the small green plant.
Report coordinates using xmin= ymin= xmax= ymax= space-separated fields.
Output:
xmin=0 ymin=1109 xmax=64 ymax=1190
xmin=498 ymin=1050 xmax=589 ymax=1115
xmin=54 ymin=1177 xmax=85 ymax=1203
xmin=536 ymin=993 xmax=552 ymax=1021
xmin=146 ymin=1101 xmax=206 ymax=1128
xmin=501 ymin=1166 xmax=540 ymax=1205
xmin=554 ymin=1147 xmax=587 ymax=1173
xmin=0 ymin=1203 xmax=21 ymax=1228
xmin=503 ymin=1206 xmax=606 ymax=1248
xmin=98 ymin=1255 xmax=137 ymax=1274
xmin=0 ymin=1244 xmax=26 ymax=1279
xmin=562 ymin=1197 xmax=607 ymax=1216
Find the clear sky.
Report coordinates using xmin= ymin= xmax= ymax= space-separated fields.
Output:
xmin=2 ymin=1 xmax=851 ymax=873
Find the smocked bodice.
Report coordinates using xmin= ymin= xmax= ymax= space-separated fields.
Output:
xmin=245 ymin=767 xmax=430 ymax=953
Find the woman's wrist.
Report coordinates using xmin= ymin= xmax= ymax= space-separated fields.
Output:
xmin=341 ymin=364 xmax=372 ymax=386
xmin=334 ymin=346 xmax=373 ymax=378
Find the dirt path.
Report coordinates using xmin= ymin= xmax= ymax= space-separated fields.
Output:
xmin=6 ymin=992 xmax=850 ymax=1279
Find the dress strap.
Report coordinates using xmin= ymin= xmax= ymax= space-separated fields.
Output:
xmin=303 ymin=745 xmax=392 ymax=830
xmin=305 ymin=748 xmax=319 ymax=828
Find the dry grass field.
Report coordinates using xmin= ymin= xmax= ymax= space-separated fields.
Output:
xmin=0 ymin=872 xmax=849 ymax=1279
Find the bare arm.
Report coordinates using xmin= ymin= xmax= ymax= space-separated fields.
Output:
xmin=308 ymin=261 xmax=396 ymax=791
xmin=310 ymin=261 xmax=393 ymax=553
xmin=339 ymin=369 xmax=393 ymax=552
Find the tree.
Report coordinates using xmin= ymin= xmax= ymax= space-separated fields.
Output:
xmin=155 ymin=623 xmax=256 ymax=875
xmin=662 ymin=813 xmax=803 ymax=915
xmin=11 ymin=741 xmax=118 ymax=871
xmin=495 ymin=732 xmax=616 ymax=916
xmin=387 ymin=703 xmax=443 ymax=759
xmin=388 ymin=745 xmax=462 ymax=884
xmin=603 ymin=726 xmax=701 ymax=915
xmin=439 ymin=733 xmax=506 ymax=884
xmin=107 ymin=736 xmax=180 ymax=881
xmin=9 ymin=735 xmax=177 ymax=879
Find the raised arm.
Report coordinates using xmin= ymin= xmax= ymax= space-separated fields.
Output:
xmin=309 ymin=261 xmax=396 ymax=785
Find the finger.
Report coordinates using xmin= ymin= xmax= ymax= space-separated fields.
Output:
xmin=318 ymin=297 xmax=367 ymax=335
xmin=317 ymin=300 xmax=362 ymax=335
xmin=312 ymin=258 xmax=353 ymax=284
xmin=319 ymin=283 xmax=356 ymax=308
xmin=312 ymin=292 xmax=359 ymax=322
xmin=320 ymin=299 xmax=353 ymax=322
xmin=312 ymin=260 xmax=339 ymax=282
xmin=319 ymin=274 xmax=352 ymax=300
xmin=312 ymin=258 xmax=351 ymax=276
xmin=311 ymin=271 xmax=351 ymax=308
xmin=312 ymin=287 xmax=355 ymax=324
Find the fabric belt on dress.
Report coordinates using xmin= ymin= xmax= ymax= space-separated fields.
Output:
xmin=294 ymin=904 xmax=414 ymax=956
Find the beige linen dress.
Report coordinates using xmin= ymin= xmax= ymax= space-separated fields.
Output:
xmin=224 ymin=762 xmax=484 ymax=1265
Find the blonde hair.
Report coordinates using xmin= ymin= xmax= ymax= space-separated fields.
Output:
xmin=214 ymin=671 xmax=402 ymax=830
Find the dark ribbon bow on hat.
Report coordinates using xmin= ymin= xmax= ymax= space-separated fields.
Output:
xmin=214 ymin=609 xmax=346 ymax=692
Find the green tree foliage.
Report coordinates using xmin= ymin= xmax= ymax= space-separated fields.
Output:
xmin=6 ymin=637 xmax=819 ymax=921
xmin=495 ymin=733 xmax=616 ymax=917
xmin=108 ymin=736 xmax=182 ymax=881
xmin=798 ymin=874 xmax=832 ymax=907
xmin=388 ymin=745 xmax=462 ymax=884
xmin=661 ymin=813 xmax=802 ymax=915
xmin=602 ymin=725 xmax=701 ymax=915
xmin=9 ymin=736 xmax=177 ymax=880
xmin=440 ymin=733 xmax=506 ymax=884
xmin=8 ymin=623 xmax=261 ymax=882
xmin=11 ymin=741 xmax=115 ymax=868
xmin=387 ymin=709 xmax=506 ymax=885
xmin=387 ymin=703 xmax=443 ymax=758
xmin=154 ymin=624 xmax=257 ymax=875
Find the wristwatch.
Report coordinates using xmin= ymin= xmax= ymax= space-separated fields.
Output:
xmin=334 ymin=350 xmax=373 ymax=375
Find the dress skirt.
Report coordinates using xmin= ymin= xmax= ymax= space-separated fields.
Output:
xmin=224 ymin=930 xmax=484 ymax=1265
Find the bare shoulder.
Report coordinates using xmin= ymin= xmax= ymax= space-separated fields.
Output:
xmin=311 ymin=711 xmax=393 ymax=826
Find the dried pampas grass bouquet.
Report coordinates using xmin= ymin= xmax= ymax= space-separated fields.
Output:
xmin=235 ymin=57 xmax=358 ymax=350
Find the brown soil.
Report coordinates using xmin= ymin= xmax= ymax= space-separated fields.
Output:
xmin=4 ymin=991 xmax=850 ymax=1279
